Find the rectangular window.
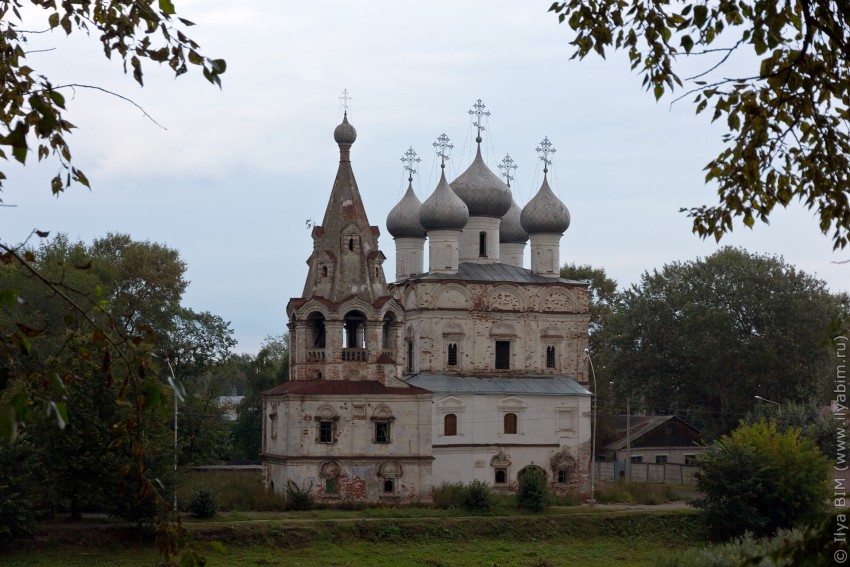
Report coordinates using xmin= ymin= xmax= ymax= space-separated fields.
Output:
xmin=546 ymin=346 xmax=556 ymax=368
xmin=375 ymin=421 xmax=391 ymax=444
xmin=655 ymin=455 xmax=668 ymax=465
xmin=406 ymin=340 xmax=414 ymax=372
xmin=684 ymin=454 xmax=697 ymax=466
xmin=269 ymin=413 xmax=278 ymax=440
xmin=630 ymin=456 xmax=643 ymax=464
xmin=447 ymin=343 xmax=458 ymax=366
xmin=319 ymin=421 xmax=334 ymax=443
xmin=325 ymin=478 xmax=337 ymax=494
xmin=495 ymin=341 xmax=510 ymax=370
xmin=557 ymin=469 xmax=570 ymax=484
xmin=495 ymin=468 xmax=507 ymax=484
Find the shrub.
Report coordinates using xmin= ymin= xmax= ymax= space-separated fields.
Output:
xmin=517 ymin=468 xmax=551 ymax=512
xmin=694 ymin=420 xmax=830 ymax=540
xmin=177 ymin=471 xmax=286 ymax=512
xmin=0 ymin=438 xmax=37 ymax=543
xmin=462 ymin=479 xmax=494 ymax=511
xmin=187 ymin=487 xmax=219 ymax=519
xmin=285 ymin=480 xmax=314 ymax=511
xmin=432 ymin=482 xmax=465 ymax=509
xmin=657 ymin=523 xmax=844 ymax=567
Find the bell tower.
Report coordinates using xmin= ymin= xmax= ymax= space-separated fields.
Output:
xmin=287 ymin=99 xmax=403 ymax=384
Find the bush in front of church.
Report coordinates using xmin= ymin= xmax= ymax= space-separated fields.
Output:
xmin=517 ymin=468 xmax=551 ymax=512
xmin=462 ymin=479 xmax=494 ymax=511
xmin=188 ymin=487 xmax=219 ymax=519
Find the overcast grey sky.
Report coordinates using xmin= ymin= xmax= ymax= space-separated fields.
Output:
xmin=3 ymin=1 xmax=847 ymax=353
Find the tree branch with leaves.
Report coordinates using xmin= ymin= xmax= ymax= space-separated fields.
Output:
xmin=550 ymin=0 xmax=850 ymax=249
xmin=0 ymin=0 xmax=226 ymax=196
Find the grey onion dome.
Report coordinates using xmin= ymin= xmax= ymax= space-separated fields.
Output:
xmin=419 ymin=169 xmax=469 ymax=231
xmin=386 ymin=181 xmax=426 ymax=238
xmin=333 ymin=112 xmax=357 ymax=144
xmin=450 ymin=145 xmax=512 ymax=217
xmin=500 ymin=198 xmax=529 ymax=243
xmin=520 ymin=173 xmax=570 ymax=234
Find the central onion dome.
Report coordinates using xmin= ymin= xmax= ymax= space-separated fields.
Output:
xmin=387 ymin=181 xmax=426 ymax=238
xmin=333 ymin=112 xmax=357 ymax=145
xmin=520 ymin=174 xmax=570 ymax=234
xmin=420 ymin=168 xmax=469 ymax=230
xmin=500 ymin=198 xmax=529 ymax=243
xmin=450 ymin=145 xmax=512 ymax=218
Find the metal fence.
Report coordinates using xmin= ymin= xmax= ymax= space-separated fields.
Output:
xmin=594 ymin=461 xmax=699 ymax=484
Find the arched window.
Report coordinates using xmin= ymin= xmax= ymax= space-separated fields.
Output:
xmin=342 ymin=311 xmax=366 ymax=349
xmin=479 ymin=231 xmax=487 ymax=257
xmin=382 ymin=314 xmax=395 ymax=349
xmin=321 ymin=265 xmax=328 ymax=278
xmin=406 ymin=339 xmax=414 ymax=372
xmin=447 ymin=343 xmax=458 ymax=366
xmin=444 ymin=413 xmax=457 ymax=436
xmin=308 ymin=312 xmax=326 ymax=349
xmin=495 ymin=469 xmax=507 ymax=484
xmin=348 ymin=238 xmax=354 ymax=251
xmin=504 ymin=412 xmax=517 ymax=434
xmin=546 ymin=346 xmax=556 ymax=368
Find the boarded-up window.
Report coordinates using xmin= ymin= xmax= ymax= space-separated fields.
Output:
xmin=444 ymin=413 xmax=457 ymax=436
xmin=504 ymin=412 xmax=517 ymax=434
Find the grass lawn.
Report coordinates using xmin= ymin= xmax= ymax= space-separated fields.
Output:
xmin=1 ymin=511 xmax=702 ymax=567
xmin=217 ymin=537 xmax=689 ymax=566
xmin=1 ymin=535 xmax=691 ymax=567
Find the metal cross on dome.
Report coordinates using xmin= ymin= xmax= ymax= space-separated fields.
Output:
xmin=433 ymin=133 xmax=453 ymax=168
xmin=339 ymin=89 xmax=353 ymax=113
xmin=468 ymin=98 xmax=490 ymax=140
xmin=498 ymin=153 xmax=517 ymax=188
xmin=400 ymin=147 xmax=421 ymax=181
xmin=536 ymin=136 xmax=556 ymax=173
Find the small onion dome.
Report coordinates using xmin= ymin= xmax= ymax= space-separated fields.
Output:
xmin=333 ymin=112 xmax=357 ymax=145
xmin=450 ymin=145 xmax=512 ymax=218
xmin=386 ymin=181 xmax=426 ymax=238
xmin=500 ymin=198 xmax=529 ymax=243
xmin=419 ymin=168 xmax=469 ymax=231
xmin=520 ymin=173 xmax=570 ymax=234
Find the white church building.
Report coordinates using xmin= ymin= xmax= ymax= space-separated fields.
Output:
xmin=262 ymin=101 xmax=592 ymax=503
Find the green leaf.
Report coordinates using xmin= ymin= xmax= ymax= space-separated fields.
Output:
xmin=693 ymin=5 xmax=708 ymax=27
xmin=681 ymin=35 xmax=694 ymax=53
xmin=47 ymin=401 xmax=68 ymax=429
xmin=654 ymin=83 xmax=664 ymax=100
xmin=159 ymin=0 xmax=176 ymax=15
xmin=48 ymin=12 xmax=59 ymax=28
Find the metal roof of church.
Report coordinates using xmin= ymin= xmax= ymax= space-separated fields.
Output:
xmin=264 ymin=379 xmax=431 ymax=396
xmin=405 ymin=374 xmax=591 ymax=396
xmin=402 ymin=262 xmax=588 ymax=285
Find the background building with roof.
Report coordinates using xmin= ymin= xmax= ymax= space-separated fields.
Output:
xmin=263 ymin=99 xmax=592 ymax=502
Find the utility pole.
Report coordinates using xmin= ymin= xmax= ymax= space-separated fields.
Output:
xmin=626 ymin=398 xmax=632 ymax=483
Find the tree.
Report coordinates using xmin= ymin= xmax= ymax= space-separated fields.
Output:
xmin=598 ymin=247 xmax=848 ymax=438
xmin=231 ymin=334 xmax=289 ymax=462
xmin=0 ymin=234 xmax=234 ymax=528
xmin=559 ymin=262 xmax=619 ymax=339
xmin=550 ymin=0 xmax=850 ymax=249
xmin=694 ymin=420 xmax=830 ymax=540
xmin=0 ymin=0 xmax=225 ymax=195
xmin=746 ymin=400 xmax=837 ymax=457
